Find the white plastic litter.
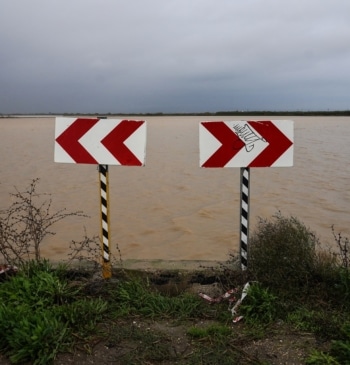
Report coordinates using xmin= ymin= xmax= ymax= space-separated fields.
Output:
xmin=199 ymin=282 xmax=251 ymax=323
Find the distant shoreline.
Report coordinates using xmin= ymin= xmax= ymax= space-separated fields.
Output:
xmin=1 ymin=110 xmax=350 ymax=117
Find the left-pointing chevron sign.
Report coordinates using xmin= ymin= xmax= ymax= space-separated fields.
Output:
xmin=55 ymin=118 xmax=146 ymax=165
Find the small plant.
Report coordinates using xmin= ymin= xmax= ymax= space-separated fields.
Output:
xmin=0 ymin=260 xmax=108 ymax=364
xmin=112 ymin=277 xmax=205 ymax=319
xmin=5 ymin=310 xmax=70 ymax=365
xmin=286 ymin=307 xmax=319 ymax=332
xmin=306 ymin=350 xmax=339 ymax=365
xmin=239 ymin=283 xmax=278 ymax=324
xmin=285 ymin=307 xmax=343 ymax=339
xmin=330 ymin=322 xmax=350 ymax=364
xmin=0 ymin=260 xmax=80 ymax=308
xmin=57 ymin=298 xmax=107 ymax=332
xmin=187 ymin=324 xmax=231 ymax=339
xmin=306 ymin=323 xmax=350 ymax=364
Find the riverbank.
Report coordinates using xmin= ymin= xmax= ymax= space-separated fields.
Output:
xmin=0 ymin=262 xmax=328 ymax=365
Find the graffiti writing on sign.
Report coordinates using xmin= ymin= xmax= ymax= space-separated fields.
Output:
xmin=232 ymin=123 xmax=266 ymax=152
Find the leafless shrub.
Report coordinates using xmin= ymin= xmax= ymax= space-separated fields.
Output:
xmin=332 ymin=225 xmax=350 ymax=269
xmin=67 ymin=229 xmax=100 ymax=269
xmin=0 ymin=178 xmax=88 ymax=265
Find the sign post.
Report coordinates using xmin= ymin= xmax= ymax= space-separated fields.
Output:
xmin=240 ymin=167 xmax=250 ymax=270
xmin=98 ymin=164 xmax=111 ymax=278
xmin=200 ymin=120 xmax=294 ymax=269
xmin=55 ymin=117 xmax=146 ymax=278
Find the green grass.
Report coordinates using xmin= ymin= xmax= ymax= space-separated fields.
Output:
xmin=0 ymin=260 xmax=107 ymax=364
xmin=187 ymin=323 xmax=232 ymax=339
xmin=1 ymin=213 xmax=350 ymax=364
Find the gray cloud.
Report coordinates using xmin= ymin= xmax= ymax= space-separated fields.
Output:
xmin=1 ymin=0 xmax=350 ymax=113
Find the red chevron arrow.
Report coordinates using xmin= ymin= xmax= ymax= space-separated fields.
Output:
xmin=55 ymin=118 xmax=99 ymax=164
xmin=101 ymin=120 xmax=144 ymax=166
xmin=247 ymin=121 xmax=293 ymax=167
xmin=201 ymin=122 xmax=245 ymax=167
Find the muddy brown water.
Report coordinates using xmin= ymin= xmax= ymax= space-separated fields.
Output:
xmin=1 ymin=116 xmax=349 ymax=266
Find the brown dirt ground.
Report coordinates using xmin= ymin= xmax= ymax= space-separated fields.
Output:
xmin=0 ymin=323 xmax=322 ymax=364
xmin=51 ymin=321 xmax=323 ymax=365
xmin=0 ymin=267 xmax=331 ymax=364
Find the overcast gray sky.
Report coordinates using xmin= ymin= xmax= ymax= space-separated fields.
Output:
xmin=1 ymin=0 xmax=349 ymax=114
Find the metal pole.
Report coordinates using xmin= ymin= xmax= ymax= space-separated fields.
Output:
xmin=99 ymin=164 xmax=112 ymax=278
xmin=239 ymin=167 xmax=250 ymax=270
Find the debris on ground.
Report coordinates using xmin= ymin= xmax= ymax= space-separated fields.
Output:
xmin=0 ymin=264 xmax=18 ymax=282
xmin=199 ymin=282 xmax=251 ymax=322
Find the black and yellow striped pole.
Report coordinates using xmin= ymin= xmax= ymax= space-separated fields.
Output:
xmin=98 ymin=164 xmax=111 ymax=278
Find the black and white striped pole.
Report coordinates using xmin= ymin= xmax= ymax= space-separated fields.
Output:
xmin=99 ymin=164 xmax=111 ymax=279
xmin=240 ymin=167 xmax=250 ymax=270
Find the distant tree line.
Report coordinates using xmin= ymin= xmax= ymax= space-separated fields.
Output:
xmin=214 ymin=110 xmax=350 ymax=116
xmin=1 ymin=110 xmax=350 ymax=117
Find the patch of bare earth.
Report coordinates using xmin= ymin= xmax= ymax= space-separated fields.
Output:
xmin=1 ymin=322 xmax=322 ymax=364
xmin=241 ymin=328 xmax=321 ymax=365
xmin=51 ymin=321 xmax=323 ymax=365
